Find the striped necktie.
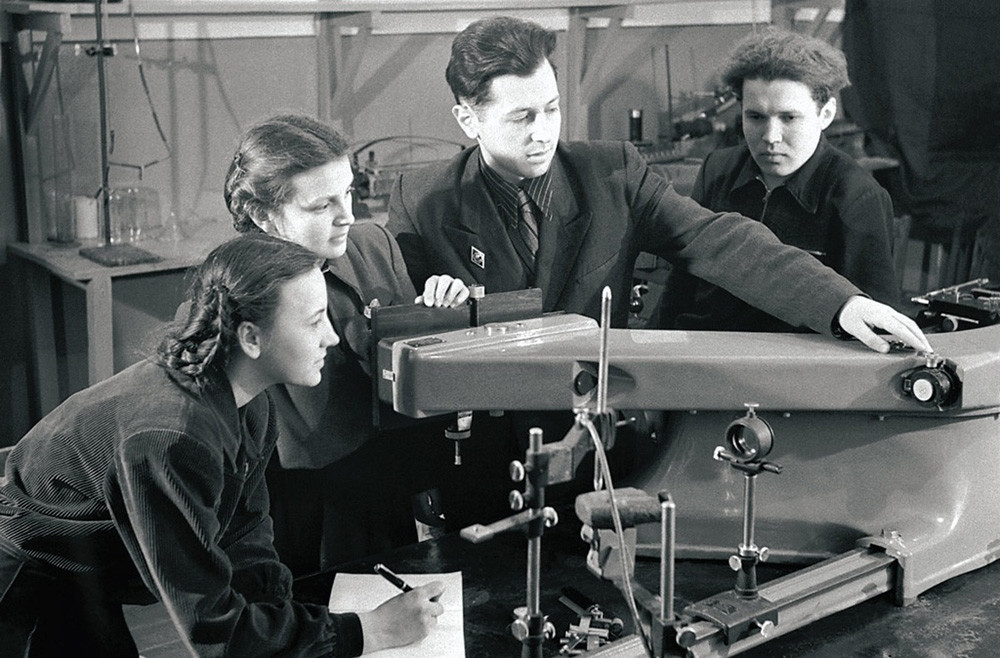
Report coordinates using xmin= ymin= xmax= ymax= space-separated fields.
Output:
xmin=513 ymin=187 xmax=540 ymax=272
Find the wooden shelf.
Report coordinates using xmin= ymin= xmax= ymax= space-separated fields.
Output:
xmin=7 ymin=219 xmax=233 ymax=283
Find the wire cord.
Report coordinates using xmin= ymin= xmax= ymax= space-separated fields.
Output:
xmin=582 ymin=416 xmax=656 ymax=658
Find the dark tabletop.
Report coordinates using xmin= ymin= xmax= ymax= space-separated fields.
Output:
xmin=291 ymin=502 xmax=1000 ymax=658
xmin=293 ymin=506 xmax=642 ymax=657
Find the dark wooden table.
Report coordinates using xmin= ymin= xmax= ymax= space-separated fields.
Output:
xmin=293 ymin=509 xmax=637 ymax=657
xmin=128 ymin=510 xmax=1000 ymax=657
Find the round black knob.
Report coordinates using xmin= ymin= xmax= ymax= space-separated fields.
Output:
xmin=903 ymin=366 xmax=957 ymax=406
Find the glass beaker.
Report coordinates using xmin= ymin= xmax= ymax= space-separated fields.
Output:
xmin=137 ymin=187 xmax=163 ymax=241
xmin=108 ymin=187 xmax=139 ymax=243
xmin=46 ymin=114 xmax=76 ymax=243
xmin=73 ymin=195 xmax=100 ymax=243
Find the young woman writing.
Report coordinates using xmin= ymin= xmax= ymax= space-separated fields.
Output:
xmin=0 ymin=233 xmax=443 ymax=657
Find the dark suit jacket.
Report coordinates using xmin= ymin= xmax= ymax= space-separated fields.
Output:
xmin=270 ymin=221 xmax=416 ymax=469
xmin=387 ymin=140 xmax=860 ymax=331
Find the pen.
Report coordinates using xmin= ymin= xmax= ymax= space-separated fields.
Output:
xmin=374 ymin=563 xmax=443 ymax=602
xmin=373 ymin=563 xmax=413 ymax=593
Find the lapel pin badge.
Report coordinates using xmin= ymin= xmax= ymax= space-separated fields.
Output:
xmin=470 ymin=245 xmax=485 ymax=270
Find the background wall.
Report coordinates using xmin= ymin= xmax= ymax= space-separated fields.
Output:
xmin=14 ymin=8 xmax=767 ymax=235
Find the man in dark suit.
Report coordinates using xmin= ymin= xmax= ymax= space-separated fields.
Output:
xmin=387 ymin=15 xmax=929 ymax=353
xmin=385 ymin=16 xmax=932 ymax=528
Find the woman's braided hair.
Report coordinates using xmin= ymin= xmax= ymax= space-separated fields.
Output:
xmin=156 ymin=233 xmax=322 ymax=382
xmin=224 ymin=114 xmax=350 ymax=234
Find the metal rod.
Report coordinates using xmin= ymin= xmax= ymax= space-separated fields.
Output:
xmin=660 ymin=495 xmax=676 ymax=622
xmin=525 ymin=427 xmax=544 ymax=616
xmin=469 ymin=284 xmax=485 ymax=327
xmin=93 ymin=0 xmax=111 ymax=244
xmin=526 ymin=536 xmax=540 ymax=614
xmin=742 ymin=473 xmax=756 ymax=549
xmin=522 ymin=427 xmax=545 ymax=658
xmin=593 ymin=287 xmax=612 ymax=490
xmin=665 ymin=43 xmax=673 ymax=138
xmin=597 ymin=286 xmax=612 ymax=415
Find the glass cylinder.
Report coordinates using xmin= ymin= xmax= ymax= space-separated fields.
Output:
xmin=134 ymin=187 xmax=163 ymax=241
xmin=48 ymin=114 xmax=76 ymax=243
xmin=109 ymin=187 xmax=139 ymax=243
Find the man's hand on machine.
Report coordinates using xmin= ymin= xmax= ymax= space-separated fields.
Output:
xmin=416 ymin=275 xmax=470 ymax=307
xmin=836 ymin=295 xmax=933 ymax=354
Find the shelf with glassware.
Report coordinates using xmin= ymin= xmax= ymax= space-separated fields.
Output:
xmin=3 ymin=0 xmax=769 ymax=244
xmin=6 ymin=218 xmax=234 ymax=413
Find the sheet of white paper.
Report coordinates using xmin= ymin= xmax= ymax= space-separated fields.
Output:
xmin=328 ymin=571 xmax=465 ymax=657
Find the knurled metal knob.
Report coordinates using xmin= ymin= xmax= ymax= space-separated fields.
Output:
xmin=511 ymin=618 xmax=529 ymax=641
xmin=509 ymin=460 xmax=526 ymax=482
xmin=755 ymin=619 xmax=775 ymax=639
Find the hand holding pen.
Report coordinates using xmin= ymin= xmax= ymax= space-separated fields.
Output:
xmin=374 ymin=563 xmax=442 ymax=602
xmin=358 ymin=565 xmax=446 ymax=652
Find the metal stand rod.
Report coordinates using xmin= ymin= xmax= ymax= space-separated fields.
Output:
xmin=597 ymin=286 xmax=611 ymax=414
xmin=522 ymin=427 xmax=545 ymax=658
xmin=448 ymin=284 xmax=484 ymax=466
xmin=93 ymin=0 xmax=111 ymax=244
xmin=735 ymin=473 xmax=760 ymax=599
xmin=594 ymin=286 xmax=612 ymax=490
xmin=660 ymin=495 xmax=675 ymax=622
xmin=741 ymin=473 xmax=756 ymax=550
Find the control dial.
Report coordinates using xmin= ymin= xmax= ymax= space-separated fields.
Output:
xmin=901 ymin=362 xmax=960 ymax=407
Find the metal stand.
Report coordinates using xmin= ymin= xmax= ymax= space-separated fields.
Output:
xmin=516 ymin=427 xmax=555 ymax=658
xmin=576 ymin=485 xmax=678 ymax=657
xmin=675 ymin=405 xmax=897 ymax=657
xmin=460 ymin=288 xmax=618 ymax=657
xmin=461 ymin=422 xmax=563 ymax=658
xmin=680 ymin=403 xmax=783 ymax=640
xmin=712 ymin=404 xmax=782 ymax=601
xmin=93 ymin=0 xmax=112 ymax=244
xmin=446 ymin=284 xmax=484 ymax=466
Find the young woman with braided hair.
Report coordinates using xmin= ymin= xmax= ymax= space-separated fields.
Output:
xmin=225 ymin=115 xmax=470 ymax=573
xmin=0 ymin=233 xmax=444 ymax=658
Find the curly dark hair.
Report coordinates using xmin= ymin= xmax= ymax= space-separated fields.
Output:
xmin=156 ymin=233 xmax=322 ymax=382
xmin=445 ymin=16 xmax=557 ymax=106
xmin=224 ymin=115 xmax=350 ymax=234
xmin=721 ymin=28 xmax=849 ymax=106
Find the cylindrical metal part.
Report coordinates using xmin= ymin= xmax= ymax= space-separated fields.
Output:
xmin=735 ymin=554 xmax=759 ymax=598
xmin=742 ymin=473 xmax=756 ymax=549
xmin=594 ymin=288 xmax=613 ymax=490
xmin=526 ymin=427 xmax=545 ymax=623
xmin=529 ymin=427 xmax=543 ymax=452
xmin=469 ymin=284 xmax=485 ymax=327
xmin=660 ymin=496 xmax=676 ymax=621
xmin=527 ymin=427 xmax=545 ymax=508
xmin=629 ymin=109 xmax=643 ymax=142
xmin=527 ymin=535 xmax=541 ymax=614
xmin=520 ymin=613 xmax=545 ymax=658
xmin=597 ymin=287 xmax=612 ymax=414
xmin=94 ymin=0 xmax=112 ymax=243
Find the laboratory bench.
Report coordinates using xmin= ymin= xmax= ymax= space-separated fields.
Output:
xmin=8 ymin=220 xmax=234 ymax=415
xmin=124 ymin=502 xmax=1000 ymax=657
